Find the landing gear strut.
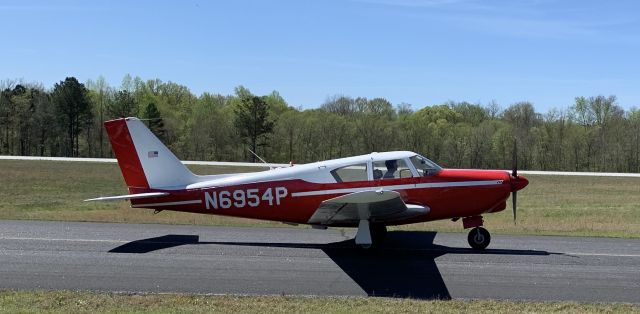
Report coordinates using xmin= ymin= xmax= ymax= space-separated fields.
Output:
xmin=355 ymin=220 xmax=387 ymax=249
xmin=467 ymin=227 xmax=491 ymax=250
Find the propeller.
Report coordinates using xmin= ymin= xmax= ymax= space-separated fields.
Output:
xmin=511 ymin=139 xmax=518 ymax=223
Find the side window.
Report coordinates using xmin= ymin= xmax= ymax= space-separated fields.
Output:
xmin=330 ymin=163 xmax=368 ymax=183
xmin=373 ymin=159 xmax=413 ymax=180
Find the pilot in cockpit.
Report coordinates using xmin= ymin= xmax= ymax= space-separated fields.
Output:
xmin=383 ymin=160 xmax=397 ymax=179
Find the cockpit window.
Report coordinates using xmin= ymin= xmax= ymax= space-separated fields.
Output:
xmin=373 ymin=159 xmax=413 ymax=179
xmin=330 ymin=163 xmax=368 ymax=183
xmin=410 ymin=155 xmax=441 ymax=176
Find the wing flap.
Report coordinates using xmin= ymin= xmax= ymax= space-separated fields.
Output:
xmin=84 ymin=192 xmax=169 ymax=202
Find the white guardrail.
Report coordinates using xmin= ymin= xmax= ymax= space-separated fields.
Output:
xmin=2 ymin=155 xmax=640 ymax=178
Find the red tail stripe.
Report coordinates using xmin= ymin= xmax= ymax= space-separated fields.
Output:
xmin=104 ymin=118 xmax=149 ymax=189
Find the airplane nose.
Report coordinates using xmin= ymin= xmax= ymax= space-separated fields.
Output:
xmin=510 ymin=175 xmax=529 ymax=192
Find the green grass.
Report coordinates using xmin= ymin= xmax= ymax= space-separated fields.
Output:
xmin=0 ymin=290 xmax=637 ymax=314
xmin=1 ymin=159 xmax=639 ymax=237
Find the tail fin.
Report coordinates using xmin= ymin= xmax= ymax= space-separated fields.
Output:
xmin=104 ymin=117 xmax=197 ymax=190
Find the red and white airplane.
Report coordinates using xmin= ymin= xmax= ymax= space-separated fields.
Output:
xmin=88 ymin=117 xmax=529 ymax=249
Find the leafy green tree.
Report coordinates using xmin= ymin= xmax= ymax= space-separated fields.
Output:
xmin=86 ymin=76 xmax=111 ymax=157
xmin=0 ymin=87 xmax=10 ymax=153
xmin=272 ymin=109 xmax=302 ymax=162
xmin=8 ymin=85 xmax=31 ymax=155
xmin=628 ymin=109 xmax=640 ymax=172
xmin=6 ymin=74 xmax=640 ymax=173
xmin=321 ymin=95 xmax=356 ymax=116
xmin=502 ymin=102 xmax=541 ymax=169
xmin=184 ymin=93 xmax=235 ymax=161
xmin=396 ymin=103 xmax=413 ymax=117
xmin=234 ymin=92 xmax=275 ymax=162
xmin=107 ymin=90 xmax=138 ymax=118
xmin=29 ymin=87 xmax=55 ymax=156
xmin=51 ymin=77 xmax=93 ymax=156
xmin=449 ymin=101 xmax=487 ymax=126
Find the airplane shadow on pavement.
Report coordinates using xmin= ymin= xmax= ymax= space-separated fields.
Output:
xmin=109 ymin=231 xmax=552 ymax=300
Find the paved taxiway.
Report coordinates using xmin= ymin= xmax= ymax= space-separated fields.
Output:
xmin=0 ymin=220 xmax=638 ymax=303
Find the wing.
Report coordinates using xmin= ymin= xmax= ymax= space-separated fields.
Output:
xmin=307 ymin=189 xmax=429 ymax=226
xmin=84 ymin=192 xmax=169 ymax=202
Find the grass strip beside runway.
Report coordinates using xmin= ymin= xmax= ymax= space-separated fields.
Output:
xmin=1 ymin=159 xmax=639 ymax=237
xmin=0 ymin=290 xmax=638 ymax=314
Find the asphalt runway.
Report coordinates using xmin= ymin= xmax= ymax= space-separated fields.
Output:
xmin=0 ymin=220 xmax=638 ymax=303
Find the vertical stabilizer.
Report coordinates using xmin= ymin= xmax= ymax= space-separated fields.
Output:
xmin=104 ymin=117 xmax=197 ymax=190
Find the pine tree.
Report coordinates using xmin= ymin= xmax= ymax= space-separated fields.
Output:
xmin=234 ymin=95 xmax=274 ymax=162
xmin=143 ymin=102 xmax=165 ymax=140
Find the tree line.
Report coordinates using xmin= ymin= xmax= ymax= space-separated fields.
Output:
xmin=1 ymin=75 xmax=639 ymax=173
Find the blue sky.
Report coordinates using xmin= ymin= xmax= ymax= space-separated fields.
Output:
xmin=1 ymin=0 xmax=639 ymax=112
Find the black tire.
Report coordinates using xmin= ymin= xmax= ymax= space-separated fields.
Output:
xmin=467 ymin=227 xmax=491 ymax=250
xmin=370 ymin=224 xmax=387 ymax=246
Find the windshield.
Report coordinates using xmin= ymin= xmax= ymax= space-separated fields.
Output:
xmin=410 ymin=155 xmax=441 ymax=176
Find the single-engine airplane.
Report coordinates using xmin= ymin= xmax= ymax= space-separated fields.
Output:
xmin=87 ymin=117 xmax=529 ymax=249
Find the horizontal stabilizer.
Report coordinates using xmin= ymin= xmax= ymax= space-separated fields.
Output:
xmin=84 ymin=192 xmax=169 ymax=202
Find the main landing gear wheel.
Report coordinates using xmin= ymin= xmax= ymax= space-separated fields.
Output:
xmin=467 ymin=227 xmax=491 ymax=250
xmin=370 ymin=224 xmax=387 ymax=245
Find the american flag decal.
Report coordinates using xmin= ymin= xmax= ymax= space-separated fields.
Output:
xmin=148 ymin=151 xmax=159 ymax=158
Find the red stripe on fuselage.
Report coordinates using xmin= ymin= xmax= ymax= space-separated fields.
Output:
xmin=104 ymin=118 xmax=149 ymax=189
xmin=130 ymin=169 xmax=515 ymax=226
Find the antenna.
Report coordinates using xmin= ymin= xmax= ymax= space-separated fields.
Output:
xmin=248 ymin=148 xmax=274 ymax=170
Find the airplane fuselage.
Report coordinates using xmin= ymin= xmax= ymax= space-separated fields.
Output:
xmin=130 ymin=168 xmax=517 ymax=227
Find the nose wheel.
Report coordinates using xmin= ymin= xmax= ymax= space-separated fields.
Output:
xmin=467 ymin=227 xmax=491 ymax=250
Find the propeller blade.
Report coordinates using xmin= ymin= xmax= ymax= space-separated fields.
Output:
xmin=512 ymin=139 xmax=518 ymax=177
xmin=512 ymin=191 xmax=517 ymax=223
xmin=511 ymin=138 xmax=518 ymax=224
